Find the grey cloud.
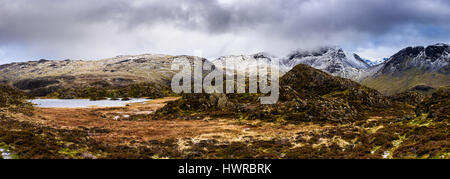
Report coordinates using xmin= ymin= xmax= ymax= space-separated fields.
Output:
xmin=0 ymin=0 xmax=449 ymax=62
xmin=2 ymin=0 xmax=449 ymax=38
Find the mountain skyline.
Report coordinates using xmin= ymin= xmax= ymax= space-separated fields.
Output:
xmin=1 ymin=0 xmax=450 ymax=64
xmin=0 ymin=43 xmax=442 ymax=66
xmin=1 ymin=42 xmax=447 ymax=97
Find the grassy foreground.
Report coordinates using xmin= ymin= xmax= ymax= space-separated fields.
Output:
xmin=0 ymin=83 xmax=448 ymax=159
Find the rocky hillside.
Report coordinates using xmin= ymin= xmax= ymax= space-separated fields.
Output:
xmin=158 ymin=64 xmax=393 ymax=123
xmin=361 ymin=43 xmax=450 ymax=95
xmin=156 ymin=64 xmax=449 ymax=159
xmin=274 ymin=64 xmax=392 ymax=122
xmin=0 ymin=54 xmax=208 ymax=97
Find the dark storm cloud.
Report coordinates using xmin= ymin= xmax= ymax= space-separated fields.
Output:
xmin=121 ymin=0 xmax=450 ymax=36
xmin=0 ymin=0 xmax=449 ymax=63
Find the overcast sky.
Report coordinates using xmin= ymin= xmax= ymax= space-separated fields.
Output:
xmin=0 ymin=0 xmax=449 ymax=64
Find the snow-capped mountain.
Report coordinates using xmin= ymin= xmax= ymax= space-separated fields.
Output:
xmin=212 ymin=52 xmax=281 ymax=75
xmin=357 ymin=56 xmax=387 ymax=66
xmin=210 ymin=43 xmax=449 ymax=95
xmin=280 ymin=47 xmax=371 ymax=80
xmin=212 ymin=47 xmax=372 ymax=80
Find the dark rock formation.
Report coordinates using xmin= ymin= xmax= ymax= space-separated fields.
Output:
xmin=416 ymin=87 xmax=450 ymax=121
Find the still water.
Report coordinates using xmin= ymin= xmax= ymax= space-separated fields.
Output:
xmin=28 ymin=98 xmax=150 ymax=108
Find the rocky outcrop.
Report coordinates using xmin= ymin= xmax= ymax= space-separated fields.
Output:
xmin=163 ymin=93 xmax=236 ymax=111
xmin=280 ymin=64 xmax=361 ymax=96
xmin=276 ymin=64 xmax=391 ymax=122
xmin=416 ymin=87 xmax=450 ymax=121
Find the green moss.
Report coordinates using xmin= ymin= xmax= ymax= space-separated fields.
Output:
xmin=362 ymin=70 xmax=449 ymax=95
xmin=385 ymin=135 xmax=406 ymax=159
xmin=58 ymin=147 xmax=92 ymax=158
xmin=408 ymin=113 xmax=431 ymax=126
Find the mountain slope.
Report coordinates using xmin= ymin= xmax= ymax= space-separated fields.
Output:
xmin=0 ymin=54 xmax=208 ymax=97
xmin=361 ymin=43 xmax=450 ymax=95
xmin=211 ymin=52 xmax=279 ymax=75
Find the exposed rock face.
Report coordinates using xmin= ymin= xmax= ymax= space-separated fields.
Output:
xmin=379 ymin=44 xmax=449 ymax=76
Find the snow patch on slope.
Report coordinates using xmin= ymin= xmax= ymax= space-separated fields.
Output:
xmin=211 ymin=47 xmax=373 ymax=81
xmin=280 ymin=47 xmax=371 ymax=80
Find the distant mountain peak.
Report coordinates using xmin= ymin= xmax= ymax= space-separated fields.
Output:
xmin=212 ymin=46 xmax=374 ymax=80
xmin=353 ymin=54 xmax=386 ymax=67
xmin=380 ymin=43 xmax=450 ymax=75
xmin=287 ymin=46 xmax=344 ymax=60
xmin=432 ymin=43 xmax=449 ymax=47
xmin=281 ymin=46 xmax=371 ymax=80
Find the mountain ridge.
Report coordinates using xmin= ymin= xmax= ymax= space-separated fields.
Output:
xmin=361 ymin=43 xmax=450 ymax=95
xmin=0 ymin=43 xmax=448 ymax=96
